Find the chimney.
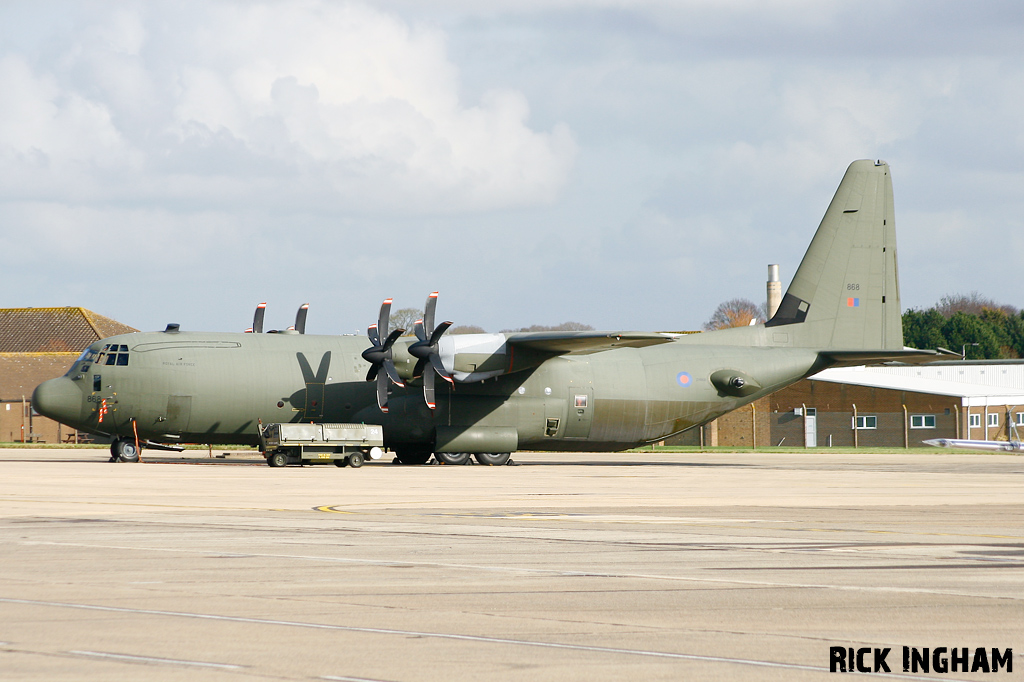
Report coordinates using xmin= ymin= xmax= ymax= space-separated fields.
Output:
xmin=767 ymin=264 xmax=781 ymax=319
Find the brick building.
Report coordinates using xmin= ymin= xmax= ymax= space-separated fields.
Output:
xmin=0 ymin=308 xmax=136 ymax=442
xmin=667 ymin=361 xmax=1024 ymax=449
xmin=771 ymin=362 xmax=1024 ymax=448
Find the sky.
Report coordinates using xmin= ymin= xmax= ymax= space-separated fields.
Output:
xmin=1 ymin=0 xmax=1022 ymax=335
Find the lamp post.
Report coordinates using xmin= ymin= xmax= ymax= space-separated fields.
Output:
xmin=962 ymin=342 xmax=979 ymax=360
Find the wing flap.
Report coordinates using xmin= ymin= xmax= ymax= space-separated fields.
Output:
xmin=505 ymin=331 xmax=677 ymax=354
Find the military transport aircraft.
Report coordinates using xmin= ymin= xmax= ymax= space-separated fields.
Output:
xmin=34 ymin=160 xmax=942 ymax=464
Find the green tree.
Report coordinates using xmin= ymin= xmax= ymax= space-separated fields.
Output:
xmin=902 ymin=308 xmax=947 ymax=351
xmin=941 ymin=312 xmax=1002 ymax=359
xmin=1005 ymin=312 xmax=1024 ymax=358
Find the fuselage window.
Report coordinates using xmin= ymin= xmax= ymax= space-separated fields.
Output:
xmin=93 ymin=374 xmax=101 ymax=392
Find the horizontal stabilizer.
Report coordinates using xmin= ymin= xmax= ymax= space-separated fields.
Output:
xmin=820 ymin=348 xmax=957 ymax=367
xmin=506 ymin=331 xmax=677 ymax=354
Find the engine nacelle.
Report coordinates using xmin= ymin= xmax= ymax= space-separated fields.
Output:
xmin=392 ymin=333 xmax=550 ymax=383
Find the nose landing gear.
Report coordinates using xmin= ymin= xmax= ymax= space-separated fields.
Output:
xmin=109 ymin=438 xmax=140 ymax=463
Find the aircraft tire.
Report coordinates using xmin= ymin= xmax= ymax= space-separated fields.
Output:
xmin=435 ymin=452 xmax=471 ymax=465
xmin=395 ymin=450 xmax=431 ymax=465
xmin=347 ymin=452 xmax=364 ymax=468
xmin=474 ymin=452 xmax=510 ymax=466
xmin=268 ymin=452 xmax=288 ymax=468
xmin=113 ymin=438 xmax=140 ymax=463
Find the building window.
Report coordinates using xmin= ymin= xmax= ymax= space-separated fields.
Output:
xmin=1016 ymin=413 xmax=1024 ymax=426
xmin=910 ymin=415 xmax=936 ymax=429
xmin=988 ymin=413 xmax=999 ymax=427
xmin=853 ymin=415 xmax=877 ymax=429
xmin=969 ymin=414 xmax=981 ymax=428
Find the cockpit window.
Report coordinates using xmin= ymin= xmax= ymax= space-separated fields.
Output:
xmin=66 ymin=348 xmax=99 ymax=376
xmin=97 ymin=343 xmax=130 ymax=367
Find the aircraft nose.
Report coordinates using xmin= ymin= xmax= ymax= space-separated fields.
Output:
xmin=32 ymin=377 xmax=83 ymax=424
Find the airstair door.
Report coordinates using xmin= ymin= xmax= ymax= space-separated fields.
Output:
xmin=564 ymin=388 xmax=594 ymax=439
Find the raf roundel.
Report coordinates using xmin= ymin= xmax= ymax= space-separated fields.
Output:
xmin=676 ymin=371 xmax=692 ymax=387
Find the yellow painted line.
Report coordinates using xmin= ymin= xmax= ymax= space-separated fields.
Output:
xmin=314 ymin=506 xmax=356 ymax=514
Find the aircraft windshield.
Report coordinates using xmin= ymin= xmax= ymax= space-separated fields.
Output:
xmin=65 ymin=347 xmax=99 ymax=376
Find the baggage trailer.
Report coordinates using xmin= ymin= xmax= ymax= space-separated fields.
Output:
xmin=260 ymin=423 xmax=384 ymax=468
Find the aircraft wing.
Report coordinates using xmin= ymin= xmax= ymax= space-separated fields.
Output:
xmin=819 ymin=348 xmax=957 ymax=367
xmin=504 ymin=331 xmax=678 ymax=354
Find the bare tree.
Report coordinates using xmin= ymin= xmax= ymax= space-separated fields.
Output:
xmin=389 ymin=308 xmax=422 ymax=335
xmin=501 ymin=322 xmax=595 ymax=333
xmin=934 ymin=292 xmax=1018 ymax=318
xmin=703 ymin=298 xmax=765 ymax=331
xmin=449 ymin=324 xmax=486 ymax=334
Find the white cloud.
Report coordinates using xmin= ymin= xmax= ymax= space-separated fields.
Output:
xmin=1 ymin=0 xmax=1021 ymax=332
xmin=0 ymin=55 xmax=130 ymax=166
xmin=0 ymin=1 xmax=576 ymax=213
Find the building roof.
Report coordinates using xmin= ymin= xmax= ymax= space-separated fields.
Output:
xmin=0 ymin=353 xmax=81 ymax=400
xmin=811 ymin=363 xmax=1024 ymax=406
xmin=0 ymin=308 xmax=137 ymax=353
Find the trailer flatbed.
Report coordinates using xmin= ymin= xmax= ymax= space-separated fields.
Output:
xmin=260 ymin=422 xmax=384 ymax=468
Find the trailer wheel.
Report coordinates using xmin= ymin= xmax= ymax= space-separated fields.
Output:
xmin=347 ymin=452 xmax=365 ymax=468
xmin=435 ymin=452 xmax=471 ymax=465
xmin=268 ymin=452 xmax=288 ymax=468
xmin=474 ymin=452 xmax=510 ymax=466
xmin=334 ymin=458 xmax=348 ymax=467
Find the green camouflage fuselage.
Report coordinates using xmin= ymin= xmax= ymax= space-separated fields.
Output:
xmin=50 ymin=330 xmax=823 ymax=450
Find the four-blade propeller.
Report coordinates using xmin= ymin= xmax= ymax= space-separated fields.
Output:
xmin=409 ymin=292 xmax=454 ymax=410
xmin=361 ymin=298 xmax=405 ymax=413
xmin=249 ymin=296 xmax=450 ymax=413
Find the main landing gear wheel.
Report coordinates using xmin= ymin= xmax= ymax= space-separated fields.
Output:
xmin=394 ymin=450 xmax=432 ymax=465
xmin=267 ymin=452 xmax=288 ymax=468
xmin=474 ymin=452 xmax=510 ymax=466
xmin=110 ymin=438 xmax=140 ymax=463
xmin=347 ymin=452 xmax=365 ymax=468
xmin=435 ymin=452 xmax=471 ymax=465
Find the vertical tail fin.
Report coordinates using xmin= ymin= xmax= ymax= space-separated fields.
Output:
xmin=766 ymin=160 xmax=902 ymax=350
